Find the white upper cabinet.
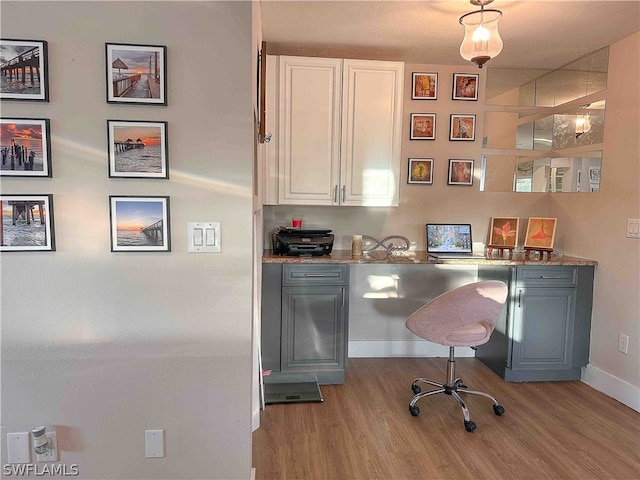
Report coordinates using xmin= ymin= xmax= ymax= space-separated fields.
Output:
xmin=340 ymin=60 xmax=404 ymax=206
xmin=265 ymin=55 xmax=404 ymax=206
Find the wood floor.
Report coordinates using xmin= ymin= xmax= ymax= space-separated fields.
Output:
xmin=252 ymin=358 xmax=640 ymax=480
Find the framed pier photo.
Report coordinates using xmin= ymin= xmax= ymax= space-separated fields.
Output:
xmin=0 ymin=39 xmax=49 ymax=102
xmin=0 ymin=194 xmax=55 ymax=252
xmin=109 ymin=196 xmax=171 ymax=252
xmin=106 ymin=43 xmax=167 ymax=105
xmin=1 ymin=117 xmax=52 ymax=177
xmin=107 ymin=120 xmax=168 ymax=178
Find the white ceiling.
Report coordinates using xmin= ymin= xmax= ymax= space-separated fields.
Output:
xmin=261 ymin=0 xmax=640 ymax=70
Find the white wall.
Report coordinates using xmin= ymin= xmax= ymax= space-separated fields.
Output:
xmin=551 ymin=32 xmax=640 ymax=409
xmin=1 ymin=2 xmax=254 ymax=478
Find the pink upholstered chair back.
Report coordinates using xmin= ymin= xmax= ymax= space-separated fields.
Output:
xmin=405 ymin=281 xmax=508 ymax=347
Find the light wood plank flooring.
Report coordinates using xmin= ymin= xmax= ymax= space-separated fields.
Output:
xmin=252 ymin=358 xmax=640 ymax=480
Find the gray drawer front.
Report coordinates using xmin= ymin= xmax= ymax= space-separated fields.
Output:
xmin=283 ymin=264 xmax=348 ymax=285
xmin=516 ymin=266 xmax=577 ymax=287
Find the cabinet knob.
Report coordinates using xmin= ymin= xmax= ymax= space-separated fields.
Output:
xmin=264 ymin=132 xmax=272 ymax=143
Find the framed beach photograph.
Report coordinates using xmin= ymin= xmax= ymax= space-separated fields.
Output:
xmin=489 ymin=217 xmax=519 ymax=247
xmin=452 ymin=73 xmax=479 ymax=101
xmin=106 ymin=43 xmax=167 ymax=105
xmin=109 ymin=196 xmax=171 ymax=252
xmin=524 ymin=217 xmax=557 ymax=249
xmin=410 ymin=113 xmax=436 ymax=140
xmin=1 ymin=118 xmax=51 ymax=177
xmin=0 ymin=39 xmax=49 ymax=101
xmin=0 ymin=194 xmax=55 ymax=252
xmin=107 ymin=120 xmax=168 ymax=178
xmin=448 ymin=159 xmax=474 ymax=186
xmin=412 ymin=72 xmax=438 ymax=100
xmin=408 ymin=158 xmax=433 ymax=184
xmin=450 ymin=114 xmax=476 ymax=141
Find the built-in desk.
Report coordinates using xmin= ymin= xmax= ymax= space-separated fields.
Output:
xmin=262 ymin=251 xmax=597 ymax=384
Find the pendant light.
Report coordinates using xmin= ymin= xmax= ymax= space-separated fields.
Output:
xmin=459 ymin=0 xmax=503 ymax=68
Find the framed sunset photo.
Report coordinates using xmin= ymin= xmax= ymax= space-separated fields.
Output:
xmin=0 ymin=194 xmax=55 ymax=252
xmin=109 ymin=196 xmax=171 ymax=252
xmin=0 ymin=117 xmax=51 ymax=177
xmin=107 ymin=120 xmax=168 ymax=178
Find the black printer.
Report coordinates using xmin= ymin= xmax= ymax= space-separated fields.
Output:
xmin=272 ymin=227 xmax=334 ymax=256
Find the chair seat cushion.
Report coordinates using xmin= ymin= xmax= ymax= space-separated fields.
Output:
xmin=444 ymin=322 xmax=491 ymax=347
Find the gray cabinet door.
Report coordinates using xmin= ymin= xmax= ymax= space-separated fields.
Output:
xmin=281 ymin=285 xmax=347 ymax=372
xmin=511 ymin=287 xmax=576 ymax=371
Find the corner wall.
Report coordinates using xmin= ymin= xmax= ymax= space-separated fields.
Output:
xmin=1 ymin=2 xmax=254 ymax=478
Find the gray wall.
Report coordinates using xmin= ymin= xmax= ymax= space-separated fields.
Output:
xmin=1 ymin=2 xmax=254 ymax=478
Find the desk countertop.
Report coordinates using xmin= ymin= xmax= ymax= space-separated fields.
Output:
xmin=262 ymin=250 xmax=598 ymax=266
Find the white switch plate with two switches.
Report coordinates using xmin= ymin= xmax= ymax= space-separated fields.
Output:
xmin=626 ymin=219 xmax=640 ymax=239
xmin=187 ymin=222 xmax=220 ymax=253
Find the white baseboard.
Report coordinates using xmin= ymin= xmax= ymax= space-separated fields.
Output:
xmin=348 ymin=340 xmax=475 ymax=358
xmin=581 ymin=364 xmax=640 ymax=412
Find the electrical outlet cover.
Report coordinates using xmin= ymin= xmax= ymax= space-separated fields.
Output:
xmin=7 ymin=433 xmax=30 ymax=464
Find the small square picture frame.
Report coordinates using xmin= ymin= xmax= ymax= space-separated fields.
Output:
xmin=450 ymin=114 xmax=476 ymax=141
xmin=489 ymin=217 xmax=519 ymax=247
xmin=1 ymin=117 xmax=52 ymax=177
xmin=408 ymin=158 xmax=433 ymax=184
xmin=0 ymin=39 xmax=49 ymax=102
xmin=411 ymin=72 xmax=438 ymax=100
xmin=448 ymin=159 xmax=474 ymax=186
xmin=107 ymin=120 xmax=168 ymax=179
xmin=524 ymin=217 xmax=557 ymax=249
xmin=0 ymin=194 xmax=55 ymax=251
xmin=109 ymin=195 xmax=171 ymax=252
xmin=410 ymin=113 xmax=436 ymax=140
xmin=106 ymin=43 xmax=167 ymax=105
xmin=452 ymin=73 xmax=479 ymax=101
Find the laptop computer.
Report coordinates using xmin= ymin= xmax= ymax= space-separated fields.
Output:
xmin=426 ymin=223 xmax=484 ymax=259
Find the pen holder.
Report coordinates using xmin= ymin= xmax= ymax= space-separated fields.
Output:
xmin=352 ymin=235 xmax=363 ymax=257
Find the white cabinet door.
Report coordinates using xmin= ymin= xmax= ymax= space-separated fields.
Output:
xmin=340 ymin=60 xmax=404 ymax=207
xmin=278 ymin=56 xmax=342 ymax=205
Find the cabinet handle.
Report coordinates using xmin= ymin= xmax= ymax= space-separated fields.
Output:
xmin=341 ymin=185 xmax=346 ymax=203
xmin=264 ymin=132 xmax=272 ymax=143
xmin=304 ymin=273 xmax=326 ymax=277
xmin=341 ymin=287 xmax=346 ymax=306
xmin=333 ymin=185 xmax=338 ymax=203
xmin=518 ymin=290 xmax=522 ymax=308
xmin=539 ymin=276 xmax=563 ymax=279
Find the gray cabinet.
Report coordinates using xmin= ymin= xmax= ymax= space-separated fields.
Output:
xmin=261 ymin=264 xmax=349 ymax=384
xmin=477 ymin=265 xmax=594 ymax=381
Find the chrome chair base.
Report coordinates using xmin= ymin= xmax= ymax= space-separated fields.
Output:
xmin=408 ymin=347 xmax=505 ymax=432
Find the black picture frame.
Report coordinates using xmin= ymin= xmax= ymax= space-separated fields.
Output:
xmin=408 ymin=158 xmax=434 ymax=184
xmin=411 ymin=72 xmax=438 ymax=100
xmin=452 ymin=73 xmax=479 ymax=101
xmin=105 ymin=43 xmax=167 ymax=105
xmin=410 ymin=113 xmax=436 ymax=140
xmin=107 ymin=120 xmax=168 ymax=179
xmin=449 ymin=114 xmax=476 ymax=141
xmin=1 ymin=117 xmax=52 ymax=177
xmin=109 ymin=196 xmax=171 ymax=252
xmin=0 ymin=194 xmax=55 ymax=251
xmin=0 ymin=39 xmax=49 ymax=102
xmin=448 ymin=159 xmax=474 ymax=186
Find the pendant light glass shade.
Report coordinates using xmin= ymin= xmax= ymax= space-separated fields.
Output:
xmin=459 ymin=7 xmax=503 ymax=68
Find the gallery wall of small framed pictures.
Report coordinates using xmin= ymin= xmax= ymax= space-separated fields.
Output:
xmin=1 ymin=38 xmax=172 ymax=253
xmin=408 ymin=72 xmax=481 ymax=186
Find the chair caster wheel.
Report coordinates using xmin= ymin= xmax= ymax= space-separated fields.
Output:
xmin=493 ymin=404 xmax=505 ymax=416
xmin=464 ymin=420 xmax=476 ymax=432
xmin=411 ymin=384 xmax=421 ymax=394
xmin=409 ymin=405 xmax=420 ymax=416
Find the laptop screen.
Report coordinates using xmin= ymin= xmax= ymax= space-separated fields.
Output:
xmin=426 ymin=224 xmax=473 ymax=254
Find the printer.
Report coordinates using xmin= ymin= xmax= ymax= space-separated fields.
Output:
xmin=272 ymin=227 xmax=334 ymax=256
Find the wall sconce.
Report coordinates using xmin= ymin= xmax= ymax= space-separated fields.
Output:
xmin=575 ymin=113 xmax=591 ymax=138
xmin=459 ymin=0 xmax=504 ymax=68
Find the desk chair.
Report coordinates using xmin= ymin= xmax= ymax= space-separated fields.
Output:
xmin=405 ymin=280 xmax=508 ymax=432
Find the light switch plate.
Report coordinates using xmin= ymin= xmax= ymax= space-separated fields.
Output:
xmin=7 ymin=432 xmax=30 ymax=464
xmin=188 ymin=222 xmax=221 ymax=252
xmin=627 ymin=219 xmax=640 ymax=239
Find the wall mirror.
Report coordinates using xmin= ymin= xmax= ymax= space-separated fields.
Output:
xmin=483 ymin=47 xmax=607 ymax=193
